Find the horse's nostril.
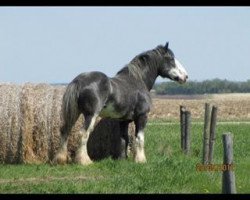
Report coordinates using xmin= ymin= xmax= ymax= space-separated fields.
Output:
xmin=186 ymin=75 xmax=188 ymax=80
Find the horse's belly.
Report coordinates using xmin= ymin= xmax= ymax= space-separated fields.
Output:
xmin=99 ymin=103 xmax=124 ymax=119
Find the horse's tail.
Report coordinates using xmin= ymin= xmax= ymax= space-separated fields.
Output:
xmin=61 ymin=82 xmax=80 ymax=134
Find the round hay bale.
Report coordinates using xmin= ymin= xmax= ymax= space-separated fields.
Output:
xmin=127 ymin=123 xmax=135 ymax=157
xmin=0 ymin=84 xmax=13 ymax=163
xmin=7 ymin=84 xmax=22 ymax=163
xmin=0 ymin=83 xmax=135 ymax=164
xmin=48 ymin=85 xmax=65 ymax=161
xmin=20 ymin=83 xmax=38 ymax=163
xmin=31 ymin=84 xmax=54 ymax=163
xmin=0 ymin=83 xmax=22 ymax=163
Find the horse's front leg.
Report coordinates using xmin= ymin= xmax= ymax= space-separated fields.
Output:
xmin=134 ymin=114 xmax=147 ymax=163
xmin=75 ymin=114 xmax=98 ymax=165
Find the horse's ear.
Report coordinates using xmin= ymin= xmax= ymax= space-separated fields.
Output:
xmin=164 ymin=42 xmax=169 ymax=50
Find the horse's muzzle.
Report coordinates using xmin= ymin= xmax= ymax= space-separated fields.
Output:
xmin=174 ymin=75 xmax=188 ymax=84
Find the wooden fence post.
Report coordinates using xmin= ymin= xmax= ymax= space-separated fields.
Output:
xmin=180 ymin=106 xmax=186 ymax=151
xmin=222 ymin=133 xmax=236 ymax=194
xmin=202 ymin=103 xmax=211 ymax=164
xmin=184 ymin=111 xmax=191 ymax=155
xmin=208 ymin=106 xmax=218 ymax=164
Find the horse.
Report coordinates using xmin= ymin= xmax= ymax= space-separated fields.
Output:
xmin=53 ymin=42 xmax=188 ymax=165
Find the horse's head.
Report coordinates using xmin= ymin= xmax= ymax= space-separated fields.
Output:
xmin=159 ymin=42 xmax=188 ymax=84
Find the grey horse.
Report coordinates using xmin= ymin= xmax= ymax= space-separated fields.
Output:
xmin=54 ymin=42 xmax=188 ymax=165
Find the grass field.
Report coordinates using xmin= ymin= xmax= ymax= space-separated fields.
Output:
xmin=0 ymin=120 xmax=249 ymax=194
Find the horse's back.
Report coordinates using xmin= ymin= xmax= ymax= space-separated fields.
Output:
xmin=71 ymin=71 xmax=111 ymax=115
xmin=72 ymin=71 xmax=109 ymax=86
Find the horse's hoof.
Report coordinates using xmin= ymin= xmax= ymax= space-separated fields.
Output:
xmin=53 ymin=152 xmax=68 ymax=165
xmin=134 ymin=155 xmax=147 ymax=163
xmin=135 ymin=159 xmax=147 ymax=163
xmin=76 ymin=159 xmax=93 ymax=165
xmin=75 ymin=154 xmax=93 ymax=165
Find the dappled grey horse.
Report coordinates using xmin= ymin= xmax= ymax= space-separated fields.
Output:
xmin=54 ymin=42 xmax=188 ymax=165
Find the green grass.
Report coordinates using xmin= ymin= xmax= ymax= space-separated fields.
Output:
xmin=0 ymin=121 xmax=249 ymax=194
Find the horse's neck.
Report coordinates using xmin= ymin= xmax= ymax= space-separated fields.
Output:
xmin=141 ymin=67 xmax=159 ymax=91
xmin=115 ymin=65 xmax=159 ymax=91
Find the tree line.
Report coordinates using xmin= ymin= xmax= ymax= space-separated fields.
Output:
xmin=153 ymin=79 xmax=250 ymax=95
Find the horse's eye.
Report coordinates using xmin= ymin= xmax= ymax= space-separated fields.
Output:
xmin=167 ymin=57 xmax=175 ymax=64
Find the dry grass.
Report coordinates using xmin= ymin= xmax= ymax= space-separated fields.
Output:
xmin=0 ymin=84 xmax=22 ymax=163
xmin=149 ymin=94 xmax=250 ymax=121
xmin=0 ymin=83 xmax=249 ymax=164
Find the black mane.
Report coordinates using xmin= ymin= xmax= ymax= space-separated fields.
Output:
xmin=116 ymin=45 xmax=168 ymax=90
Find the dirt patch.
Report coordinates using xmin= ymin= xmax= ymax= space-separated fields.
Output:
xmin=149 ymin=93 xmax=250 ymax=121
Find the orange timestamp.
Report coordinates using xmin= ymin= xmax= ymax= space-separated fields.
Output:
xmin=196 ymin=163 xmax=234 ymax=172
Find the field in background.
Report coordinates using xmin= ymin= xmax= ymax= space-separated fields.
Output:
xmin=0 ymin=122 xmax=249 ymax=193
xmin=149 ymin=93 xmax=250 ymax=121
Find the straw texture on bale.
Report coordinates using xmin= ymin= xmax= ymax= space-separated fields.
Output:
xmin=0 ymin=83 xmax=134 ymax=164
xmin=0 ymin=84 xmax=22 ymax=163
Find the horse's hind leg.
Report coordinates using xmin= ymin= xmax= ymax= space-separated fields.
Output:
xmin=53 ymin=115 xmax=79 ymax=165
xmin=75 ymin=113 xmax=98 ymax=165
xmin=53 ymin=128 xmax=69 ymax=164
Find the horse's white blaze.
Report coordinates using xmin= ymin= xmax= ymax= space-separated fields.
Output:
xmin=175 ymin=58 xmax=187 ymax=76
xmin=169 ymin=58 xmax=188 ymax=83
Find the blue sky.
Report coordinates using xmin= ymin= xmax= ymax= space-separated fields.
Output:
xmin=0 ymin=7 xmax=250 ymax=84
